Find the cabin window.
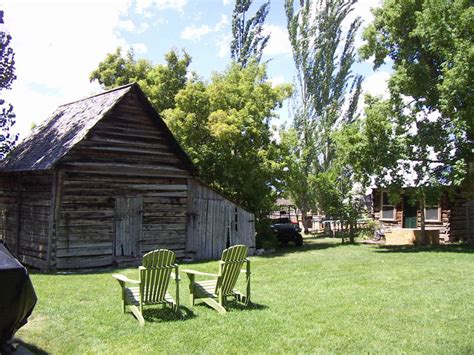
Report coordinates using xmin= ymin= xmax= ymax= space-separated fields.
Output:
xmin=380 ymin=191 xmax=396 ymax=220
xmin=425 ymin=204 xmax=441 ymax=222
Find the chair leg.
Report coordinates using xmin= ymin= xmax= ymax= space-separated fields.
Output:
xmin=188 ymin=274 xmax=195 ymax=306
xmin=202 ymin=298 xmax=227 ymax=315
xmin=129 ymin=305 xmax=145 ymax=326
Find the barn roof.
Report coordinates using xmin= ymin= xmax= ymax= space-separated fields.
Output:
xmin=0 ymin=83 xmax=196 ymax=173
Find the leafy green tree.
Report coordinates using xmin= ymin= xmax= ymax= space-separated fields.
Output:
xmin=90 ymin=48 xmax=191 ymax=112
xmin=282 ymin=0 xmax=363 ymax=232
xmin=164 ymin=63 xmax=292 ymax=216
xmin=0 ymin=11 xmax=18 ymax=159
xmin=355 ymin=0 xmax=474 ymax=237
xmin=230 ymin=0 xmax=270 ymax=67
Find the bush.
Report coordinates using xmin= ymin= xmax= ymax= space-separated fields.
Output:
xmin=255 ymin=217 xmax=278 ymax=249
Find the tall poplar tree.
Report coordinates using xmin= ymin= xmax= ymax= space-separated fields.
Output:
xmin=230 ymin=0 xmax=271 ymax=67
xmin=282 ymin=0 xmax=363 ymax=232
xmin=0 ymin=10 xmax=18 ymax=159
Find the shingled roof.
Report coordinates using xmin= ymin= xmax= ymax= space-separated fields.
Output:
xmin=0 ymin=83 xmax=195 ymax=173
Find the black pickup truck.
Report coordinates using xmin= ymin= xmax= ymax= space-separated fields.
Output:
xmin=270 ymin=217 xmax=303 ymax=246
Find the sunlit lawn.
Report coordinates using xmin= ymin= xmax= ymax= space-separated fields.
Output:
xmin=16 ymin=238 xmax=474 ymax=354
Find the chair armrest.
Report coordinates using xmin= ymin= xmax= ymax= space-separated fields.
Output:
xmin=182 ymin=269 xmax=219 ymax=277
xmin=112 ymin=274 xmax=140 ymax=285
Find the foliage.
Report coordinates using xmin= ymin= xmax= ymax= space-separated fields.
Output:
xmin=0 ymin=101 xmax=18 ymax=158
xmin=230 ymin=0 xmax=270 ymax=67
xmin=282 ymin=0 xmax=363 ymax=231
xmin=333 ymin=0 xmax=474 ymax=234
xmin=90 ymin=47 xmax=191 ymax=113
xmin=91 ymin=47 xmax=291 ymax=217
xmin=0 ymin=12 xmax=18 ymax=159
xmin=16 ymin=239 xmax=474 ymax=353
xmin=164 ymin=62 xmax=292 ymax=216
xmin=255 ymin=217 xmax=278 ymax=249
xmin=359 ymin=0 xmax=474 ymax=188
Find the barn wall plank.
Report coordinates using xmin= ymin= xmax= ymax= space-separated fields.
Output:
xmin=186 ymin=179 xmax=255 ymax=260
xmin=17 ymin=172 xmax=54 ymax=266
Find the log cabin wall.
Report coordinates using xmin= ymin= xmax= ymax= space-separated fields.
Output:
xmin=186 ymin=179 xmax=255 ymax=260
xmin=450 ymin=194 xmax=474 ymax=242
xmin=372 ymin=188 xmax=451 ymax=241
xmin=53 ymin=92 xmax=191 ymax=269
xmin=372 ymin=189 xmax=403 ymax=229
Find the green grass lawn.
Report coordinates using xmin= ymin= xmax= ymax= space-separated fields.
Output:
xmin=16 ymin=238 xmax=474 ymax=354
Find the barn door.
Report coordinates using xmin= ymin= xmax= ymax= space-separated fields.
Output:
xmin=115 ymin=197 xmax=143 ymax=257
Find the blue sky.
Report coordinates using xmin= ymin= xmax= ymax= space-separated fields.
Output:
xmin=1 ymin=0 xmax=390 ymax=141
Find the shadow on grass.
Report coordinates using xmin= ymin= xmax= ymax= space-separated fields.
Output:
xmin=142 ymin=305 xmax=196 ymax=323
xmin=258 ymin=239 xmax=355 ymax=259
xmin=11 ymin=339 xmax=49 ymax=355
xmin=193 ymin=300 xmax=268 ymax=313
xmin=374 ymin=243 xmax=474 ymax=254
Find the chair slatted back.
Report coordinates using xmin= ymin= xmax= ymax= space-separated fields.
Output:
xmin=139 ymin=249 xmax=176 ymax=304
xmin=216 ymin=245 xmax=248 ymax=296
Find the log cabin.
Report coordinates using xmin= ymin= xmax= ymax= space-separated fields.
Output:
xmin=0 ymin=83 xmax=255 ymax=270
xmin=372 ymin=185 xmax=474 ymax=243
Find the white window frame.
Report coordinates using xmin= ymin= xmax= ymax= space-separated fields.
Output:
xmin=380 ymin=191 xmax=397 ymax=221
xmin=425 ymin=204 xmax=441 ymax=222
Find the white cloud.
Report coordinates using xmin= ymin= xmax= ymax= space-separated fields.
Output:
xmin=118 ymin=19 xmax=136 ymax=32
xmin=223 ymin=0 xmax=231 ymax=5
xmin=362 ymin=70 xmax=390 ymax=99
xmin=135 ymin=0 xmax=187 ymax=14
xmin=217 ymin=34 xmax=232 ymax=58
xmin=348 ymin=0 xmax=383 ymax=49
xmin=181 ymin=25 xmax=211 ymax=41
xmin=263 ymin=25 xmax=292 ymax=56
xmin=136 ymin=22 xmax=150 ymax=33
xmin=214 ymin=15 xmax=229 ymax=32
xmin=181 ymin=15 xmax=229 ymax=42
xmin=131 ymin=42 xmax=148 ymax=54
xmin=2 ymin=0 xmax=131 ymax=140
xmin=269 ymin=75 xmax=287 ymax=87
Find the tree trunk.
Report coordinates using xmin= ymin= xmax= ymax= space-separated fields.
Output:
xmin=349 ymin=221 xmax=355 ymax=244
xmin=301 ymin=206 xmax=309 ymax=234
xmin=420 ymin=196 xmax=426 ymax=245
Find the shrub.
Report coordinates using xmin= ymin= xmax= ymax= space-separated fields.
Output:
xmin=255 ymin=217 xmax=278 ymax=249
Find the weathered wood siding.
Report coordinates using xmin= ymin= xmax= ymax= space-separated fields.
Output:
xmin=186 ymin=179 xmax=255 ymax=260
xmin=450 ymin=197 xmax=474 ymax=242
xmin=0 ymin=173 xmax=20 ymax=250
xmin=54 ymin=91 xmax=190 ymax=269
xmin=0 ymin=172 xmax=54 ymax=269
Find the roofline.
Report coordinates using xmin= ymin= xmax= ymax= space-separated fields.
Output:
xmin=58 ymin=83 xmax=136 ymax=108
xmin=193 ymin=176 xmax=255 ymax=215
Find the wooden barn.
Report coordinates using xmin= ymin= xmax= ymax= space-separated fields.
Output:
xmin=0 ymin=83 xmax=255 ymax=270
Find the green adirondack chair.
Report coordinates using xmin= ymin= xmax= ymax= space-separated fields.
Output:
xmin=183 ymin=244 xmax=251 ymax=315
xmin=112 ymin=249 xmax=180 ymax=326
